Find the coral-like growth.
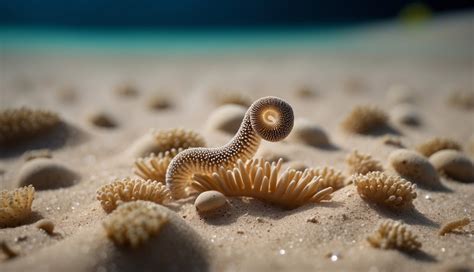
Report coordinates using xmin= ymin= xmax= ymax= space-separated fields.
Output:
xmin=152 ymin=128 xmax=205 ymax=153
xmin=0 ymin=185 xmax=35 ymax=228
xmin=192 ymin=158 xmax=333 ymax=209
xmin=341 ymin=105 xmax=388 ymax=134
xmin=310 ymin=167 xmax=346 ymax=191
xmin=97 ymin=178 xmax=171 ymax=213
xmin=167 ymin=96 xmax=294 ymax=199
xmin=416 ymin=137 xmax=462 ymax=157
xmin=346 ymin=150 xmax=383 ymax=175
xmin=367 ymin=220 xmax=421 ymax=252
xmin=103 ymin=201 xmax=168 ymax=248
xmin=134 ymin=148 xmax=183 ymax=184
xmin=352 ymin=171 xmax=417 ymax=209
xmin=439 ymin=217 xmax=470 ymax=236
xmin=0 ymin=107 xmax=60 ymax=144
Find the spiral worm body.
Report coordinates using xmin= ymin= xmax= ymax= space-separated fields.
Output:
xmin=166 ymin=96 xmax=294 ymax=198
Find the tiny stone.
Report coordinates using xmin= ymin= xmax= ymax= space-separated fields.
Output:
xmin=195 ymin=190 xmax=227 ymax=213
xmin=237 ymin=230 xmax=244 ymax=234
xmin=307 ymin=217 xmax=319 ymax=224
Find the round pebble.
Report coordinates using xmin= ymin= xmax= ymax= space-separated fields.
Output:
xmin=429 ymin=150 xmax=474 ymax=183
xmin=287 ymin=118 xmax=329 ymax=147
xmin=16 ymin=158 xmax=79 ymax=190
xmin=194 ymin=191 xmax=227 ymax=213
xmin=206 ymin=104 xmax=246 ymax=134
xmin=35 ymin=219 xmax=55 ymax=234
xmin=389 ymin=149 xmax=439 ymax=185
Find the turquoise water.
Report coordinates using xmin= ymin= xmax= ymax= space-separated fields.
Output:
xmin=0 ymin=25 xmax=364 ymax=55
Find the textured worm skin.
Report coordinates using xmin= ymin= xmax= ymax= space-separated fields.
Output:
xmin=166 ymin=96 xmax=294 ymax=198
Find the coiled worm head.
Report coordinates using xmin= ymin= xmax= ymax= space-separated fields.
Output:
xmin=249 ymin=96 xmax=294 ymax=142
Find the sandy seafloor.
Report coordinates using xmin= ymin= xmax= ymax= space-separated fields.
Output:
xmin=0 ymin=13 xmax=473 ymax=272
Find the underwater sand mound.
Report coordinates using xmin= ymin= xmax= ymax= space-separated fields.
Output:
xmin=2 ymin=204 xmax=209 ymax=272
xmin=16 ymin=158 xmax=80 ymax=190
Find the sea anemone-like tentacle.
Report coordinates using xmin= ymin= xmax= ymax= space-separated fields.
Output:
xmin=166 ymin=96 xmax=294 ymax=198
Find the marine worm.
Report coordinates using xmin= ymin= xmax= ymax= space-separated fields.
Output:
xmin=166 ymin=96 xmax=294 ymax=199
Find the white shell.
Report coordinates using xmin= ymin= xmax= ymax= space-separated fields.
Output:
xmin=194 ymin=190 xmax=227 ymax=213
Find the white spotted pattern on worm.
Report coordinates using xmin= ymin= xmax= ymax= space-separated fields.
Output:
xmin=166 ymin=96 xmax=294 ymax=198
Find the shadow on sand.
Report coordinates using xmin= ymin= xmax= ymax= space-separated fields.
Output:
xmin=200 ymin=197 xmax=341 ymax=226
xmin=0 ymin=122 xmax=88 ymax=159
xmin=369 ymin=202 xmax=439 ymax=228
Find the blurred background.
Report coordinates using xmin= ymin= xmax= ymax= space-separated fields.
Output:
xmin=0 ymin=0 xmax=473 ymax=54
xmin=0 ymin=0 xmax=472 ymax=28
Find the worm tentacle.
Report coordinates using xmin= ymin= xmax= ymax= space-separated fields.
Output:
xmin=166 ymin=96 xmax=294 ymax=199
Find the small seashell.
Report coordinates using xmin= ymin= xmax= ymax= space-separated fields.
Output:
xmin=35 ymin=219 xmax=55 ymax=234
xmin=390 ymin=104 xmax=421 ymax=126
xmin=429 ymin=150 xmax=474 ymax=183
xmin=389 ymin=149 xmax=439 ymax=185
xmin=195 ymin=191 xmax=227 ymax=213
xmin=206 ymin=104 xmax=246 ymax=134
xmin=287 ymin=118 xmax=330 ymax=147
xmin=16 ymin=158 xmax=79 ymax=190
